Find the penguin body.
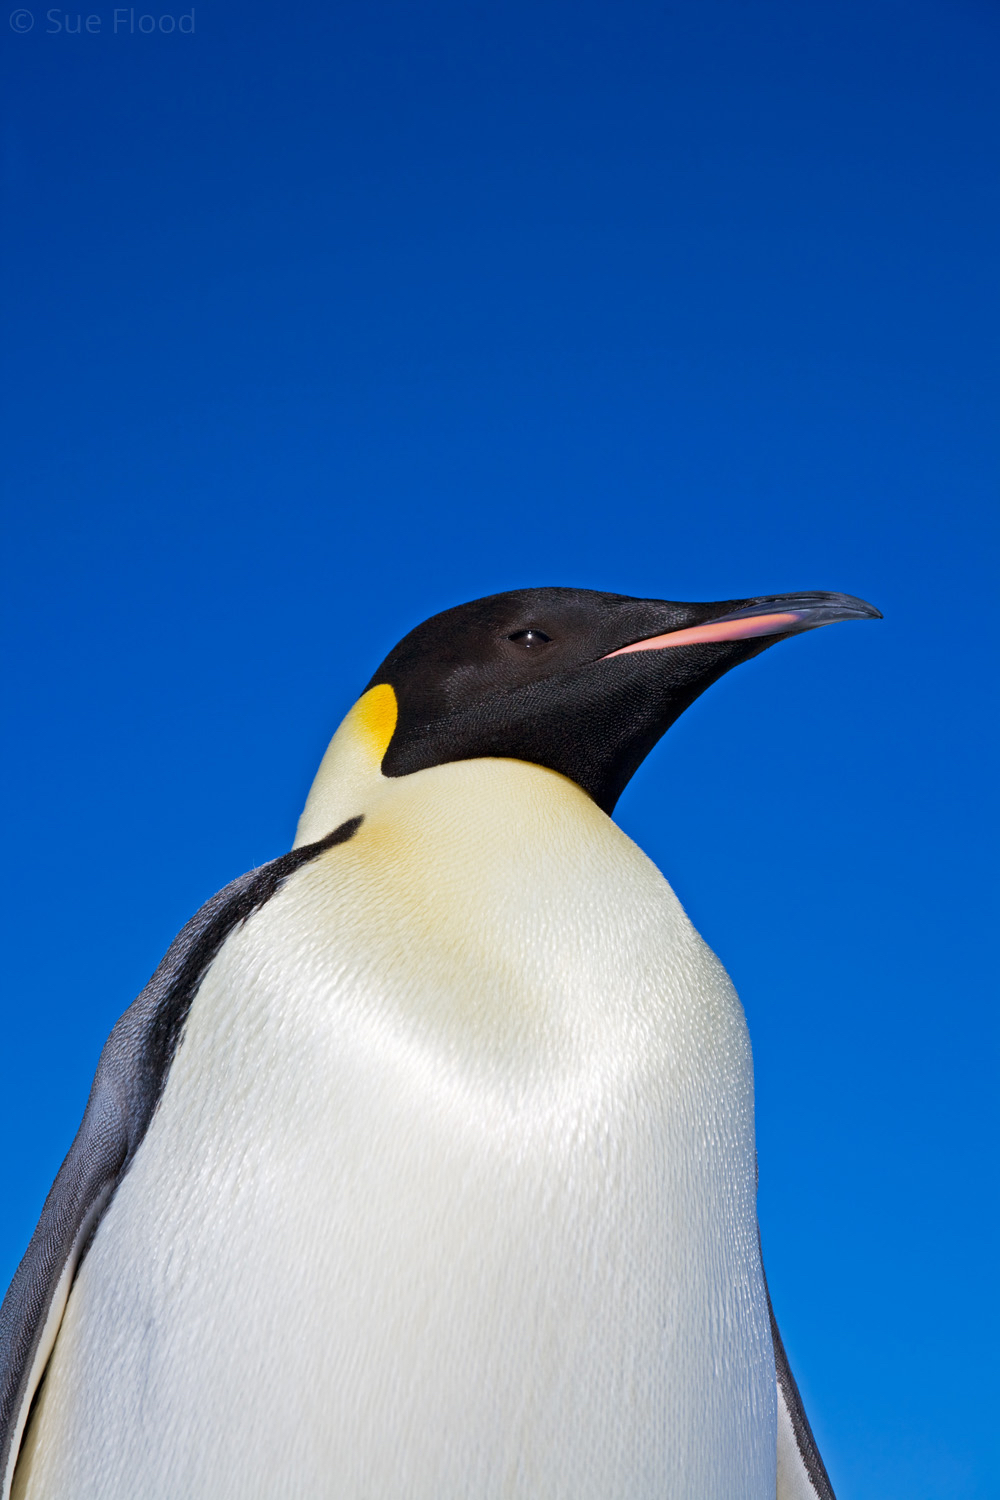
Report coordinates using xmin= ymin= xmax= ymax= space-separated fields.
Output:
xmin=13 ymin=746 xmax=772 ymax=1499
xmin=1 ymin=585 xmax=879 ymax=1498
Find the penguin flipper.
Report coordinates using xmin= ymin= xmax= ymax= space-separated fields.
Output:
xmin=770 ymin=1301 xmax=837 ymax=1500
xmin=0 ymin=816 xmax=363 ymax=1500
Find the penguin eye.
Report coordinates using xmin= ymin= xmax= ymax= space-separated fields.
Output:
xmin=508 ymin=629 xmax=552 ymax=648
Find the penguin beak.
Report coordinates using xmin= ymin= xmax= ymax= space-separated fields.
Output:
xmin=602 ymin=592 xmax=882 ymax=658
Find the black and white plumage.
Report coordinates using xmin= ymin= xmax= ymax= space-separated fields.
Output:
xmin=0 ymin=818 xmax=362 ymax=1498
xmin=1 ymin=586 xmax=875 ymax=1498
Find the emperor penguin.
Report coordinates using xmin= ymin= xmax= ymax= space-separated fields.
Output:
xmin=0 ymin=585 xmax=880 ymax=1500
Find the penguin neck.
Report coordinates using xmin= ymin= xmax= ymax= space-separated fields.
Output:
xmin=294 ymin=686 xmax=399 ymax=847
xmin=294 ymin=685 xmax=602 ymax=851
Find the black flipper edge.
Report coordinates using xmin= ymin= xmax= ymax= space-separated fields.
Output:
xmin=0 ymin=816 xmax=363 ymax=1498
xmin=766 ymin=1271 xmax=837 ymax=1500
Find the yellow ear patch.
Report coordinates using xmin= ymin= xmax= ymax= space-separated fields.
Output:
xmin=350 ymin=683 xmax=399 ymax=764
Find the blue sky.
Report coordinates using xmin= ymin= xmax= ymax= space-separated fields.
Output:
xmin=1 ymin=1 xmax=997 ymax=1494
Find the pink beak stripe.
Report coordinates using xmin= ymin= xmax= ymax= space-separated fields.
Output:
xmin=603 ymin=611 xmax=804 ymax=657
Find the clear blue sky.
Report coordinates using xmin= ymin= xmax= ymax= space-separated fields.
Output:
xmin=2 ymin=2 xmax=997 ymax=1494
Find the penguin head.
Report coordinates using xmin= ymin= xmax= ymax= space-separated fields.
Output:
xmin=364 ymin=586 xmax=881 ymax=815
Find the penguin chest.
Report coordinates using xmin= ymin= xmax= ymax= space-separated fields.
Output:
xmin=20 ymin=762 xmax=775 ymax=1500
